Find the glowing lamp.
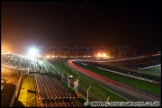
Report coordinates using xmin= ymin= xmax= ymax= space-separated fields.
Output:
xmin=28 ymin=47 xmax=38 ymax=58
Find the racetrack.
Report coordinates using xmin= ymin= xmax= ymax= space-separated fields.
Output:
xmin=67 ymin=60 xmax=161 ymax=102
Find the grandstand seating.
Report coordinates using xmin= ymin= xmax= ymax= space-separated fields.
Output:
xmin=1 ymin=53 xmax=39 ymax=71
xmin=35 ymin=73 xmax=82 ymax=107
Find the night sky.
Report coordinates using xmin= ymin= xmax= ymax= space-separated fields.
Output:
xmin=1 ymin=1 xmax=161 ymax=55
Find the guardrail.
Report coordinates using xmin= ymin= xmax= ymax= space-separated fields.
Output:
xmin=98 ymin=67 xmax=161 ymax=84
xmin=138 ymin=64 xmax=161 ymax=70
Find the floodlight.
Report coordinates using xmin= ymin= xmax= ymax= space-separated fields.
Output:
xmin=98 ymin=53 xmax=101 ymax=57
xmin=28 ymin=47 xmax=38 ymax=58
xmin=102 ymin=53 xmax=107 ymax=57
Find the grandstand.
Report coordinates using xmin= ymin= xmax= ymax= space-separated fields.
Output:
xmin=35 ymin=73 xmax=82 ymax=107
xmin=1 ymin=52 xmax=83 ymax=107
xmin=1 ymin=53 xmax=40 ymax=72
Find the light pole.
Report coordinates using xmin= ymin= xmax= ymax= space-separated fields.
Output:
xmin=87 ymin=86 xmax=91 ymax=103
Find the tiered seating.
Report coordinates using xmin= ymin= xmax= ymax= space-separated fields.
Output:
xmin=35 ymin=73 xmax=83 ymax=107
xmin=1 ymin=53 xmax=39 ymax=71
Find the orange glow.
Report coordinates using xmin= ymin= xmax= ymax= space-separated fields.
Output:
xmin=107 ymin=55 xmax=110 ymax=59
xmin=45 ymin=55 xmax=50 ymax=59
xmin=2 ymin=41 xmax=12 ymax=54
xmin=102 ymin=53 xmax=107 ymax=57
xmin=95 ymin=52 xmax=111 ymax=59
xmin=98 ymin=53 xmax=101 ymax=57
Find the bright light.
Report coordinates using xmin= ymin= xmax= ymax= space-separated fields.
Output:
xmin=98 ymin=53 xmax=101 ymax=57
xmin=102 ymin=53 xmax=107 ymax=57
xmin=95 ymin=52 xmax=111 ymax=59
xmin=28 ymin=47 xmax=38 ymax=58
xmin=45 ymin=55 xmax=50 ymax=59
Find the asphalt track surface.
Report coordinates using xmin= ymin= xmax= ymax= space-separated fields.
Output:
xmin=67 ymin=60 xmax=161 ymax=102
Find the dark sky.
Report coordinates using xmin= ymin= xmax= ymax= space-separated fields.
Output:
xmin=1 ymin=1 xmax=161 ymax=54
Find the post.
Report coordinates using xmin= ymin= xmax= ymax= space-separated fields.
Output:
xmin=67 ymin=75 xmax=70 ymax=88
xmin=62 ymin=73 xmax=64 ymax=82
xmin=87 ymin=86 xmax=91 ymax=103
xmin=28 ymin=67 xmax=29 ymax=74
xmin=74 ymin=79 xmax=79 ymax=93
xmin=106 ymin=96 xmax=110 ymax=102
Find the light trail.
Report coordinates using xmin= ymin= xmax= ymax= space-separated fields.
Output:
xmin=67 ymin=60 xmax=161 ymax=101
